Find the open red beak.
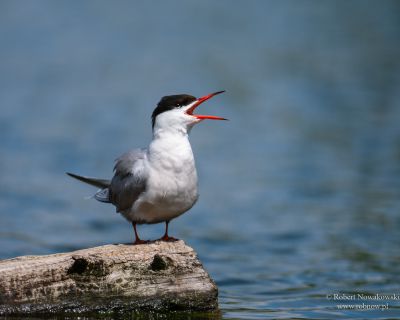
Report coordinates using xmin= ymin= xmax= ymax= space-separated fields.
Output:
xmin=186 ymin=90 xmax=227 ymax=120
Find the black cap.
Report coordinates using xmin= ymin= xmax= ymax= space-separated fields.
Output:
xmin=151 ymin=94 xmax=196 ymax=128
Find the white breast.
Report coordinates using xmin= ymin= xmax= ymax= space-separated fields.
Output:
xmin=129 ymin=131 xmax=199 ymax=224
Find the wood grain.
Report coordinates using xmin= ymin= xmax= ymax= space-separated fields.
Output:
xmin=0 ymin=240 xmax=218 ymax=315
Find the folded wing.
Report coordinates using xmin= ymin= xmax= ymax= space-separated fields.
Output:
xmin=109 ymin=149 xmax=147 ymax=213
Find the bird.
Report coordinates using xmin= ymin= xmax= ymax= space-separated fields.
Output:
xmin=67 ymin=90 xmax=226 ymax=244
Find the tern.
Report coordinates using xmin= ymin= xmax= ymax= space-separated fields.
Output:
xmin=67 ymin=90 xmax=226 ymax=244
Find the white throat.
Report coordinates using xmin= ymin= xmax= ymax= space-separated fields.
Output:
xmin=149 ymin=124 xmax=195 ymax=167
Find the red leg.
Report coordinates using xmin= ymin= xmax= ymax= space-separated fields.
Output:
xmin=132 ymin=223 xmax=148 ymax=245
xmin=159 ymin=221 xmax=178 ymax=242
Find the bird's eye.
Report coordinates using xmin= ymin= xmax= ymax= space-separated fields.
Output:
xmin=176 ymin=104 xmax=181 ymax=108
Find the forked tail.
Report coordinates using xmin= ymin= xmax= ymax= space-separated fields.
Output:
xmin=67 ymin=172 xmax=111 ymax=203
xmin=66 ymin=172 xmax=110 ymax=188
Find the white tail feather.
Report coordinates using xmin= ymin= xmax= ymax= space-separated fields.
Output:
xmin=94 ymin=188 xmax=110 ymax=203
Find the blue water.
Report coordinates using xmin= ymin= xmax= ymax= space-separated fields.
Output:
xmin=1 ymin=1 xmax=400 ymax=319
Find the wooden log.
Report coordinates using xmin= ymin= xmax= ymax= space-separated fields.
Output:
xmin=0 ymin=240 xmax=218 ymax=315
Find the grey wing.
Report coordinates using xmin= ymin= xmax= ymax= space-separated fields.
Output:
xmin=109 ymin=149 xmax=147 ymax=213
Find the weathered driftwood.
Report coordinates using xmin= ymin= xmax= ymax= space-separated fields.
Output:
xmin=0 ymin=240 xmax=218 ymax=315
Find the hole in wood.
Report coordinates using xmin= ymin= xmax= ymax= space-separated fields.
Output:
xmin=150 ymin=254 xmax=168 ymax=271
xmin=68 ymin=258 xmax=88 ymax=275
